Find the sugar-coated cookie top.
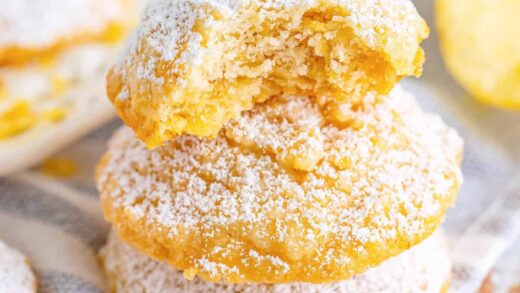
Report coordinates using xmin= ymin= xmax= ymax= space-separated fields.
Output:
xmin=0 ymin=240 xmax=36 ymax=293
xmin=98 ymin=87 xmax=462 ymax=283
xmin=116 ymin=0 xmax=427 ymax=83
xmin=107 ymin=0 xmax=428 ymax=146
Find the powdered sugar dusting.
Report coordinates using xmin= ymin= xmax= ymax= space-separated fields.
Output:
xmin=101 ymin=229 xmax=451 ymax=292
xmin=98 ymin=87 xmax=463 ymax=280
xmin=0 ymin=240 xmax=36 ymax=293
xmin=113 ymin=0 xmax=426 ymax=86
xmin=0 ymin=0 xmax=125 ymax=48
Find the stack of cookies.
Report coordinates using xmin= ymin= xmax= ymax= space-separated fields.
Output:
xmin=97 ymin=0 xmax=464 ymax=292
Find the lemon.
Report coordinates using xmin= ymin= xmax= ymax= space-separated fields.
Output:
xmin=436 ymin=0 xmax=520 ymax=109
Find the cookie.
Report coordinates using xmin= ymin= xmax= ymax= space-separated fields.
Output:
xmin=107 ymin=0 xmax=428 ymax=147
xmin=0 ymin=0 xmax=138 ymax=175
xmin=97 ymin=87 xmax=462 ymax=283
xmin=0 ymin=240 xmax=36 ymax=293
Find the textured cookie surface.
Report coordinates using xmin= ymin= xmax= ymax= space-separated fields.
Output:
xmin=0 ymin=0 xmax=133 ymax=65
xmin=97 ymin=87 xmax=462 ymax=283
xmin=108 ymin=0 xmax=428 ymax=147
xmin=0 ymin=240 xmax=36 ymax=293
xmin=101 ymin=230 xmax=451 ymax=293
xmin=436 ymin=0 xmax=520 ymax=109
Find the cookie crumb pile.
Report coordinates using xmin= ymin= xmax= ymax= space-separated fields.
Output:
xmin=98 ymin=0 xmax=463 ymax=291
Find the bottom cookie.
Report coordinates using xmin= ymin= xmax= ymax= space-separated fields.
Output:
xmin=100 ymin=230 xmax=451 ymax=293
xmin=0 ymin=240 xmax=37 ymax=293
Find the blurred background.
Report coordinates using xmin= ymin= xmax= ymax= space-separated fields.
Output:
xmin=410 ymin=1 xmax=520 ymax=291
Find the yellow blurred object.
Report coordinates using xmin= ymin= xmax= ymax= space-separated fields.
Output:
xmin=436 ymin=0 xmax=520 ymax=109
xmin=37 ymin=55 xmax=57 ymax=69
xmin=0 ymin=101 xmax=37 ymax=139
xmin=50 ymin=75 xmax=69 ymax=97
xmin=40 ymin=158 xmax=77 ymax=178
xmin=100 ymin=22 xmax=126 ymax=43
xmin=0 ymin=81 xmax=7 ymax=101
xmin=42 ymin=107 xmax=68 ymax=123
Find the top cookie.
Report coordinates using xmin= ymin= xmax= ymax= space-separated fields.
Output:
xmin=107 ymin=0 xmax=428 ymax=147
xmin=0 ymin=0 xmax=133 ymax=65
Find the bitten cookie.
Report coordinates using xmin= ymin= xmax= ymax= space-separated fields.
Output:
xmin=97 ymin=87 xmax=462 ymax=283
xmin=107 ymin=0 xmax=428 ymax=147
